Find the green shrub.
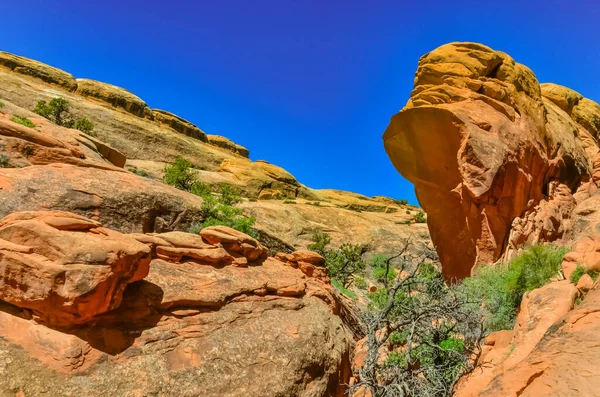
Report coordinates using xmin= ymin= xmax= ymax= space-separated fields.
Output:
xmin=394 ymin=199 xmax=408 ymax=206
xmin=0 ymin=101 xmax=4 ymax=109
xmin=200 ymin=193 xmax=256 ymax=236
xmin=307 ymin=232 xmax=331 ymax=256
xmin=163 ymin=156 xmax=198 ymax=191
xmin=331 ymin=278 xmax=357 ymax=299
xmin=570 ymin=265 xmax=600 ymax=284
xmin=190 ymin=181 xmax=211 ymax=197
xmin=388 ymin=330 xmax=408 ymax=346
xmin=371 ymin=254 xmax=395 ymax=283
xmin=413 ymin=210 xmax=427 ymax=223
xmin=249 ymin=197 xmax=257 ymax=202
xmin=11 ymin=115 xmax=35 ymax=128
xmin=217 ymin=183 xmax=242 ymax=206
xmin=283 ymin=199 xmax=296 ymax=204
xmin=458 ymin=244 xmax=569 ymax=332
xmin=33 ymin=98 xmax=72 ymax=127
xmin=73 ymin=117 xmax=96 ymax=136
xmin=355 ymin=276 xmax=367 ymax=290
xmin=188 ymin=222 xmax=203 ymax=234
xmin=0 ymin=154 xmax=10 ymax=168
xmin=326 ymin=243 xmax=366 ymax=287
xmin=406 ymin=210 xmax=411 ymax=214
xmin=131 ymin=169 xmax=150 ymax=177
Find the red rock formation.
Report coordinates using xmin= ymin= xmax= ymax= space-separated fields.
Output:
xmin=0 ymin=214 xmax=352 ymax=396
xmin=384 ymin=42 xmax=598 ymax=278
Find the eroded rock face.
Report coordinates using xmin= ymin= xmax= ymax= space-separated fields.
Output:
xmin=0 ymin=211 xmax=151 ymax=327
xmin=75 ymin=78 xmax=153 ymax=118
xmin=208 ymin=134 xmax=250 ymax=157
xmin=0 ymin=51 xmax=77 ymax=91
xmin=0 ymin=214 xmax=352 ymax=397
xmin=384 ymin=42 xmax=597 ymax=278
xmin=152 ymin=109 xmax=208 ymax=142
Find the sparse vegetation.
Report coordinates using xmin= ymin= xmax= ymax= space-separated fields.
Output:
xmin=372 ymin=254 xmax=396 ymax=284
xmin=187 ymin=222 xmax=203 ymax=234
xmin=0 ymin=101 xmax=4 ymax=109
xmin=353 ymin=243 xmax=483 ymax=397
xmin=163 ymin=157 xmax=255 ymax=235
xmin=131 ymin=169 xmax=150 ymax=177
xmin=308 ymin=232 xmax=365 ymax=287
xmin=394 ymin=199 xmax=408 ymax=206
xmin=33 ymin=98 xmax=96 ymax=136
xmin=307 ymin=201 xmax=321 ymax=206
xmin=11 ymin=115 xmax=35 ymax=128
xmin=22 ymin=145 xmax=35 ymax=157
xmin=248 ymin=197 xmax=257 ymax=202
xmin=458 ymin=244 xmax=569 ymax=331
xmin=570 ymin=265 xmax=600 ymax=284
xmin=283 ymin=199 xmax=296 ymax=204
xmin=0 ymin=154 xmax=10 ymax=168
xmin=73 ymin=117 xmax=96 ymax=136
xmin=413 ymin=210 xmax=427 ymax=223
xmin=331 ymin=278 xmax=357 ymax=299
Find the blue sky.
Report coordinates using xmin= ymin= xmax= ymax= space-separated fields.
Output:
xmin=2 ymin=0 xmax=599 ymax=203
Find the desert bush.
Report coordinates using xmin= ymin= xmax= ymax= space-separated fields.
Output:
xmin=414 ymin=210 xmax=427 ymax=223
xmin=458 ymin=244 xmax=569 ymax=331
xmin=355 ymin=276 xmax=368 ymax=290
xmin=11 ymin=115 xmax=35 ymax=128
xmin=34 ymin=98 xmax=71 ymax=126
xmin=283 ymin=199 xmax=296 ymax=204
xmin=0 ymin=101 xmax=4 ymax=109
xmin=354 ymin=242 xmax=483 ymax=397
xmin=307 ymin=232 xmax=365 ymax=287
xmin=187 ymin=222 xmax=203 ymax=234
xmin=570 ymin=265 xmax=600 ymax=284
xmin=163 ymin=156 xmax=198 ymax=191
xmin=131 ymin=169 xmax=150 ymax=177
xmin=307 ymin=232 xmax=331 ymax=256
xmin=0 ymin=154 xmax=10 ymax=168
xmin=73 ymin=117 xmax=96 ymax=136
xmin=394 ymin=199 xmax=408 ymax=206
xmin=372 ymin=254 xmax=395 ymax=284
xmin=331 ymin=278 xmax=357 ymax=299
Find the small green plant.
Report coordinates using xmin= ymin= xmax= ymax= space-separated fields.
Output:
xmin=190 ymin=181 xmax=211 ymax=197
xmin=283 ymin=199 xmax=296 ymax=204
xmin=355 ymin=276 xmax=367 ymax=290
xmin=131 ymin=169 xmax=150 ymax=177
xmin=163 ymin=156 xmax=198 ymax=191
xmin=249 ymin=197 xmax=257 ymax=202
xmin=0 ymin=154 xmax=10 ymax=168
xmin=217 ymin=183 xmax=242 ymax=206
xmin=0 ymin=101 xmax=4 ymax=109
xmin=404 ymin=220 xmax=411 ymax=225
xmin=413 ymin=210 xmax=427 ymax=223
xmin=394 ymin=199 xmax=408 ymax=206
xmin=188 ymin=222 xmax=203 ymax=234
xmin=388 ymin=330 xmax=408 ymax=346
xmin=33 ymin=98 xmax=72 ymax=126
xmin=307 ymin=232 xmax=332 ymax=256
xmin=331 ymin=278 xmax=357 ymax=299
xmin=308 ymin=201 xmax=321 ymax=206
xmin=11 ymin=115 xmax=35 ymax=128
xmin=570 ymin=265 xmax=600 ymax=284
xmin=458 ymin=244 xmax=569 ymax=331
xmin=200 ymin=189 xmax=256 ymax=236
xmin=371 ymin=254 xmax=395 ymax=283
xmin=73 ymin=117 xmax=96 ymax=136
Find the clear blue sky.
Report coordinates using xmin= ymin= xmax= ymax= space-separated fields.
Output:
xmin=2 ymin=1 xmax=599 ymax=204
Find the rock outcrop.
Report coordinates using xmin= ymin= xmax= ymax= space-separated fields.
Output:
xmin=0 ymin=212 xmax=353 ymax=396
xmin=455 ymin=279 xmax=600 ymax=397
xmin=207 ymin=134 xmax=250 ymax=157
xmin=0 ymin=51 xmax=77 ymax=91
xmin=384 ymin=42 xmax=599 ymax=278
xmin=152 ymin=109 xmax=208 ymax=142
xmin=75 ymin=78 xmax=153 ymax=119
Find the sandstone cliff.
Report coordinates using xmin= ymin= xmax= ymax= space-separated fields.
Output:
xmin=384 ymin=42 xmax=600 ymax=279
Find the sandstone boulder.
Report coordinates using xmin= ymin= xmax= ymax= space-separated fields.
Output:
xmin=384 ymin=42 xmax=593 ymax=278
xmin=0 ymin=212 xmax=352 ymax=397
xmin=0 ymin=211 xmax=150 ymax=327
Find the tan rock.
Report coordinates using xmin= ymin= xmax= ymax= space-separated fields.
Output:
xmin=207 ymin=134 xmax=249 ymax=157
xmin=75 ymin=78 xmax=152 ymax=118
xmin=0 ymin=51 xmax=77 ymax=91
xmin=151 ymin=109 xmax=207 ymax=142
xmin=576 ymin=273 xmax=594 ymax=291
